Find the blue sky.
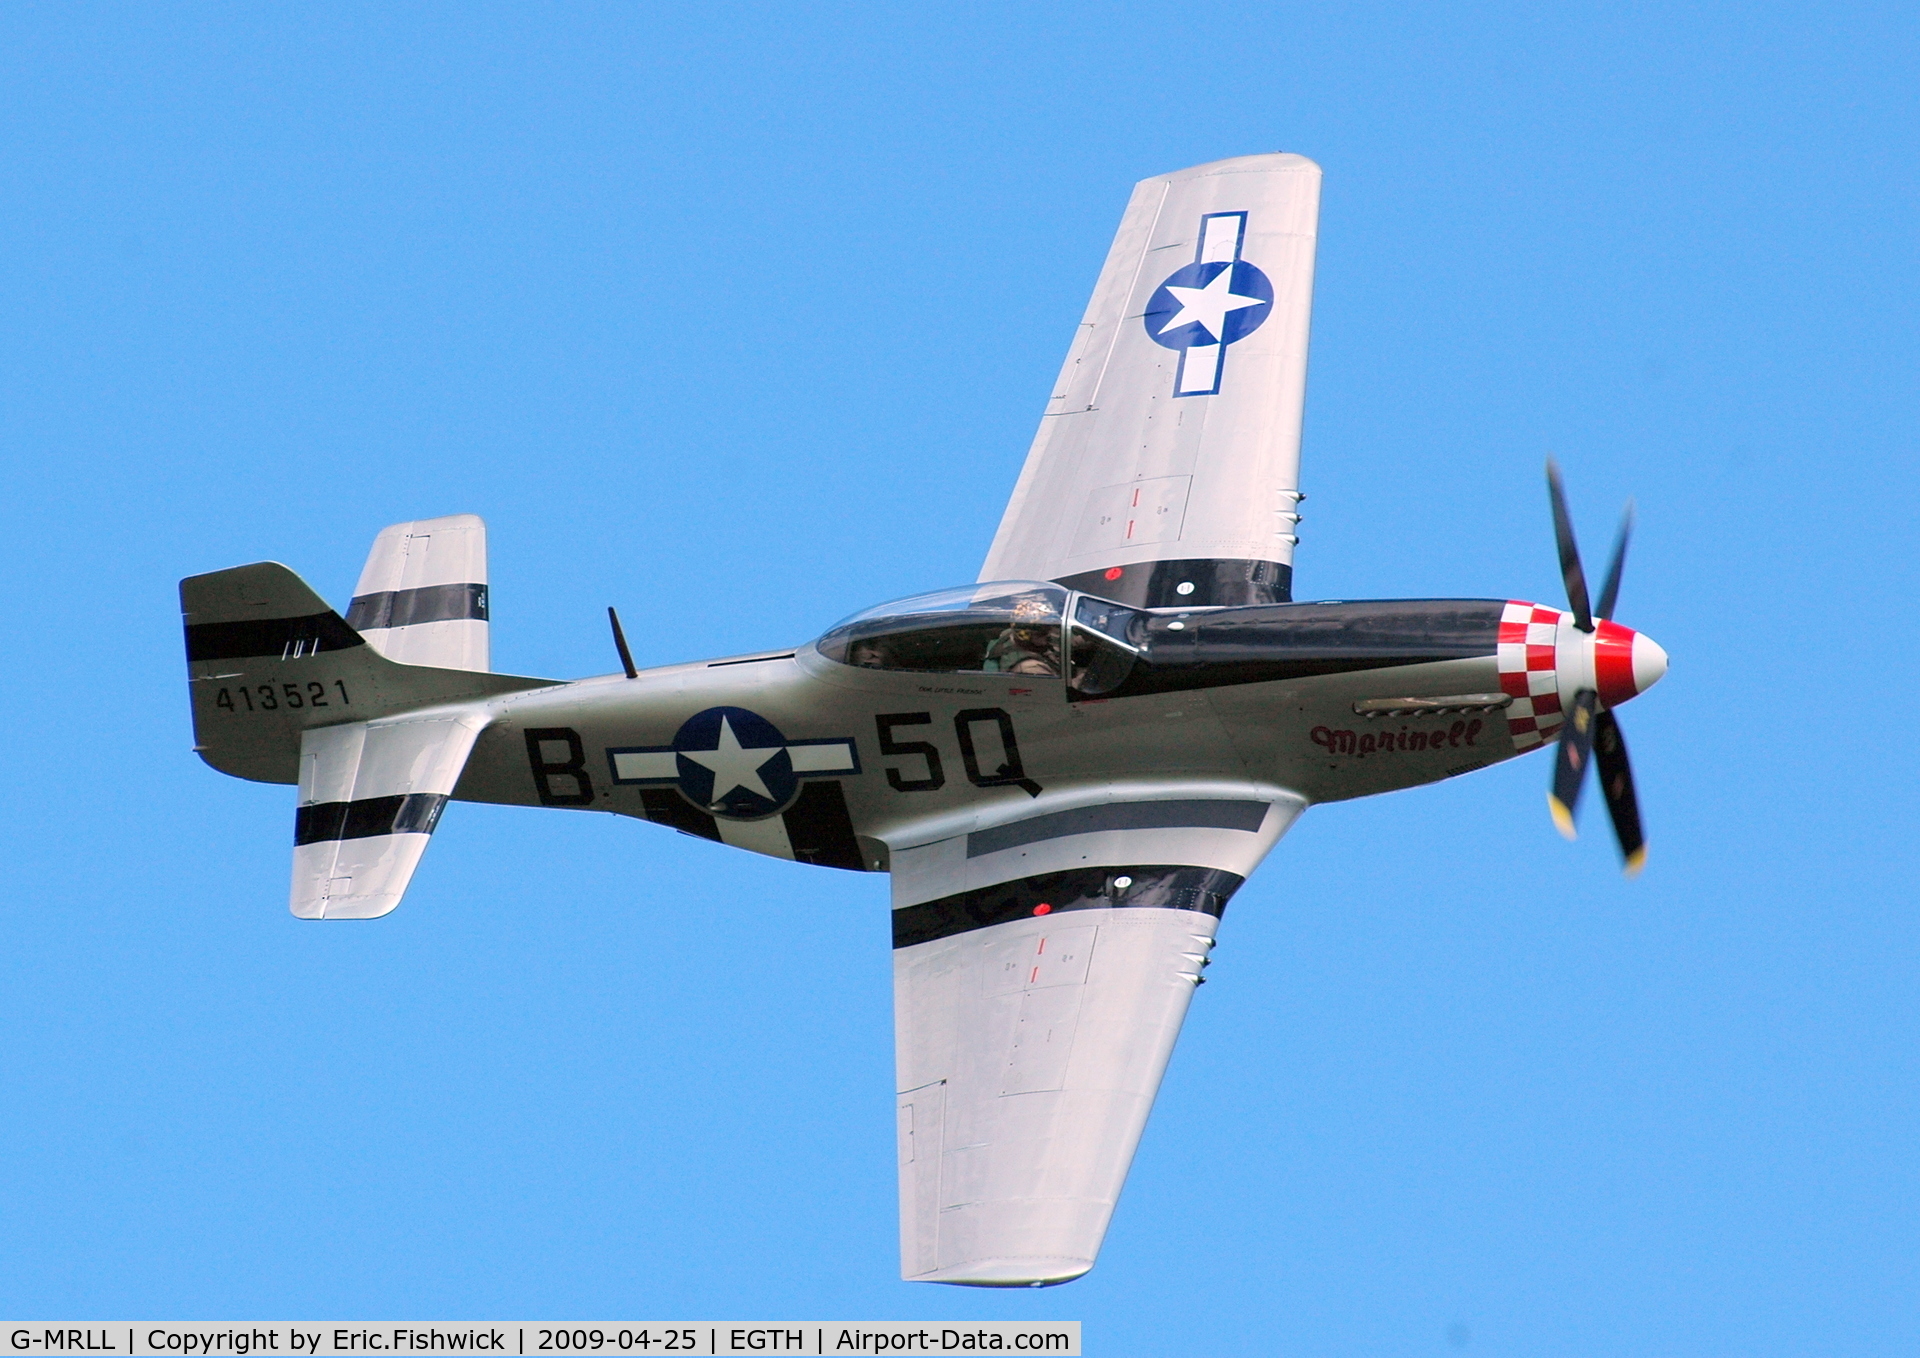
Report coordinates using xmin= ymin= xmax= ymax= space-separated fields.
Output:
xmin=3 ymin=2 xmax=1917 ymax=1352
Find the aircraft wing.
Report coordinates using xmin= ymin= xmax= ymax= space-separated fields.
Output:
xmin=981 ymin=153 xmax=1320 ymax=609
xmin=889 ymin=786 xmax=1304 ymax=1285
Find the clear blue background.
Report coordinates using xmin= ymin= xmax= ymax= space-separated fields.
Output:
xmin=2 ymin=3 xmax=1915 ymax=1353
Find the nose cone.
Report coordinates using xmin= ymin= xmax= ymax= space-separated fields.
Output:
xmin=1632 ymin=631 xmax=1669 ymax=694
xmin=1594 ymin=620 xmax=1667 ymax=707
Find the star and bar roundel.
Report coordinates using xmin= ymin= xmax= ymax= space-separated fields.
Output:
xmin=1142 ymin=210 xmax=1273 ymax=398
xmin=607 ymin=706 xmax=861 ymax=820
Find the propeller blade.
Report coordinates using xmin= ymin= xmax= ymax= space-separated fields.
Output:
xmin=1593 ymin=501 xmax=1635 ymax=623
xmin=1546 ymin=459 xmax=1594 ymax=632
xmin=1591 ymin=707 xmax=1647 ymax=875
xmin=1547 ymin=688 xmax=1599 ymax=839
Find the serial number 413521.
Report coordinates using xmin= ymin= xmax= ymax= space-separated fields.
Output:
xmin=214 ymin=680 xmax=352 ymax=713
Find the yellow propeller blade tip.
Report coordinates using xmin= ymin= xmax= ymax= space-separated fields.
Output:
xmin=1547 ymin=795 xmax=1577 ymax=840
xmin=1622 ymin=847 xmax=1648 ymax=878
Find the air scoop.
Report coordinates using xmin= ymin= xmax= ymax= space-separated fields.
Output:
xmin=1541 ymin=461 xmax=1667 ymax=874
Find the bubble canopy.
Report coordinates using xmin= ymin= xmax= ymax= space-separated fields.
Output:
xmin=817 ymin=582 xmax=1069 ymax=676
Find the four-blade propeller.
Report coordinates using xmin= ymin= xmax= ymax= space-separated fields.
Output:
xmin=1543 ymin=460 xmax=1652 ymax=876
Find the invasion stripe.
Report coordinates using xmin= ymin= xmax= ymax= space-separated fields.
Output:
xmin=966 ymin=799 xmax=1269 ymax=859
xmin=639 ymin=787 xmax=722 ymax=841
xmin=892 ymin=864 xmax=1244 ymax=949
xmin=185 ymin=611 xmax=366 ymax=662
xmin=784 ymin=782 xmax=866 ymax=871
xmin=294 ymin=793 xmax=448 ymax=845
xmin=346 ymin=582 xmax=488 ymax=630
xmin=1056 ymin=557 xmax=1292 ymax=609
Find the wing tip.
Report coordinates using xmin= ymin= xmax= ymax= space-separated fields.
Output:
xmin=1153 ymin=151 xmax=1323 ymax=184
xmin=910 ymin=1258 xmax=1093 ymax=1288
xmin=291 ymin=896 xmax=403 ymax=920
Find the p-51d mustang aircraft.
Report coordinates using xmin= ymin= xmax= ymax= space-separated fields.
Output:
xmin=181 ymin=154 xmax=1666 ymax=1287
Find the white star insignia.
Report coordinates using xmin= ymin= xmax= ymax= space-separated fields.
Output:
xmin=682 ymin=715 xmax=780 ymax=806
xmin=1156 ymin=267 xmax=1265 ymax=344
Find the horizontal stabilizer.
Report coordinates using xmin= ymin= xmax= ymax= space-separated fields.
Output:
xmin=347 ymin=515 xmax=490 ymax=671
xmin=292 ymin=709 xmax=488 ymax=919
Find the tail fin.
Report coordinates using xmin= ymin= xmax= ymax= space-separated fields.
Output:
xmin=182 ymin=561 xmax=549 ymax=786
xmin=345 ymin=514 xmax=490 ymax=671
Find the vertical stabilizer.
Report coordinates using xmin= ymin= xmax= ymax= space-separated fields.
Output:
xmin=346 ymin=515 xmax=490 ymax=671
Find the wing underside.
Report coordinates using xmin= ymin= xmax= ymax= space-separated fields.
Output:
xmin=890 ymin=787 xmax=1303 ymax=1284
xmin=981 ymin=153 xmax=1321 ymax=610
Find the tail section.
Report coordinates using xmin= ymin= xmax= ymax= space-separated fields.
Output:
xmin=182 ymin=552 xmax=555 ymax=919
xmin=181 ymin=560 xmax=550 ymax=786
xmin=345 ymin=514 xmax=490 ymax=671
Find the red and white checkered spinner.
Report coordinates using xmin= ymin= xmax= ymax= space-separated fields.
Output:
xmin=1497 ymin=601 xmax=1668 ymax=751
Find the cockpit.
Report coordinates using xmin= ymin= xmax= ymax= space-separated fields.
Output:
xmin=816 ymin=582 xmax=1517 ymax=704
xmin=815 ymin=582 xmax=1145 ymax=696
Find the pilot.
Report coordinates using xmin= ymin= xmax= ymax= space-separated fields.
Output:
xmin=984 ymin=598 xmax=1061 ymax=677
xmin=848 ymin=637 xmax=892 ymax=669
xmin=1067 ymin=627 xmax=1099 ymax=689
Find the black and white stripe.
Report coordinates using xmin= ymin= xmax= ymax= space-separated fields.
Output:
xmin=965 ymin=799 xmax=1269 ymax=859
xmin=294 ymin=793 xmax=448 ymax=846
xmin=892 ymin=864 xmax=1244 ymax=949
xmin=345 ymin=582 xmax=488 ymax=630
xmin=637 ymin=781 xmax=868 ymax=872
xmin=1057 ymin=557 xmax=1292 ymax=609
xmin=185 ymin=611 xmax=365 ymax=662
